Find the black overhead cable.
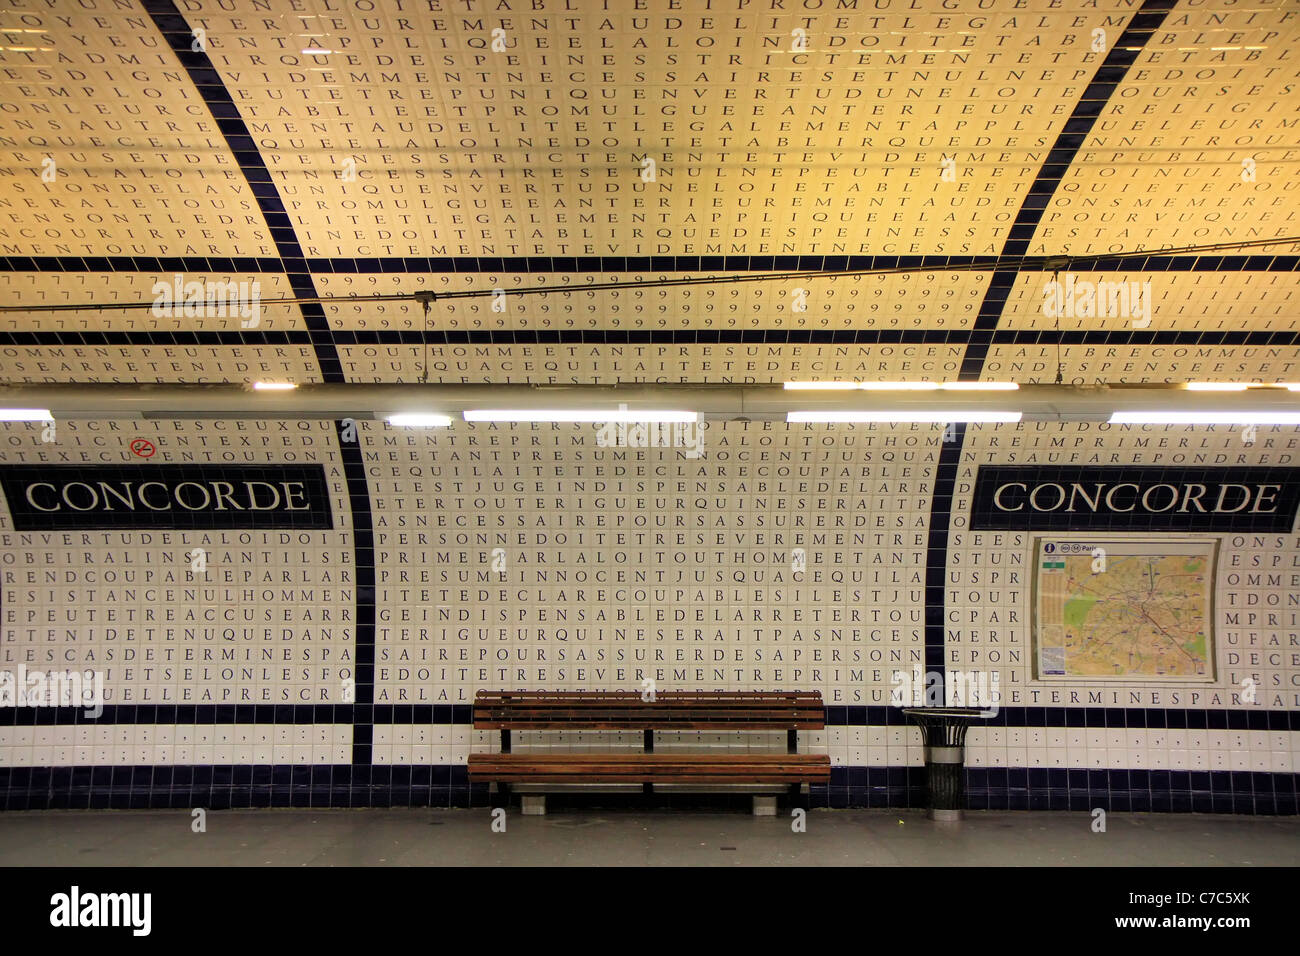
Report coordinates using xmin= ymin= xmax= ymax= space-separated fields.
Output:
xmin=1 ymin=235 xmax=1297 ymax=314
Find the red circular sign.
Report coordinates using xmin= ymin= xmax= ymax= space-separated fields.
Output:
xmin=129 ymin=438 xmax=156 ymax=458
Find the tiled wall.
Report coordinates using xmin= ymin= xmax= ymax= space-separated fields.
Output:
xmin=0 ymin=418 xmax=1295 ymax=812
xmin=945 ymin=422 xmax=1300 ymax=813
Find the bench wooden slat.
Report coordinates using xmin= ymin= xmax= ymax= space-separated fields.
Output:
xmin=468 ymin=753 xmax=831 ymax=784
xmin=473 ymin=690 xmax=825 ymax=730
xmin=476 ymin=722 xmax=825 ymax=730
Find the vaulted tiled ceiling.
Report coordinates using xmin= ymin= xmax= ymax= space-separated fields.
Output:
xmin=0 ymin=0 xmax=1297 ymax=386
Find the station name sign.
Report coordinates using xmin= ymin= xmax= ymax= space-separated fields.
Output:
xmin=970 ymin=466 xmax=1300 ymax=533
xmin=0 ymin=465 xmax=333 ymax=530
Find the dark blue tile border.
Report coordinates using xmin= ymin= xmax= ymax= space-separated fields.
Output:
xmin=2 ymin=764 xmax=1294 ymax=813
xmin=334 ymin=420 xmax=376 ymax=765
xmin=3 ymin=253 xmax=1297 ymax=276
xmin=5 ymin=328 xmax=1299 ymax=350
xmin=924 ymin=422 xmax=966 ymax=703
xmin=0 ymin=256 xmax=287 ymax=274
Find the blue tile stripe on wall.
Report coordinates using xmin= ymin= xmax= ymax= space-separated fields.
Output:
xmin=924 ymin=422 xmax=967 ymax=703
xmin=334 ymin=421 xmax=377 ymax=767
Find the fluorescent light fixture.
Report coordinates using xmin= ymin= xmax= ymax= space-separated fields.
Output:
xmin=787 ymin=411 xmax=1022 ymax=423
xmin=1109 ymin=412 xmax=1300 ymax=425
xmin=783 ymin=381 xmax=862 ymax=390
xmin=302 ymin=47 xmax=332 ymax=54
xmin=0 ymin=408 xmax=52 ymax=421
xmin=252 ymin=381 xmax=297 ymax=391
xmin=783 ymin=381 xmax=1018 ymax=391
xmin=858 ymin=382 xmax=940 ymax=391
xmin=1285 ymin=384 xmax=1300 ymax=392
xmin=1184 ymin=382 xmax=1249 ymax=392
xmin=386 ymin=414 xmax=452 ymax=427
xmin=939 ymin=381 xmax=1020 ymax=391
xmin=464 ymin=409 xmax=697 ymax=423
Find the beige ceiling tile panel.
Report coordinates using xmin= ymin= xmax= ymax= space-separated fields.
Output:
xmin=0 ymin=272 xmax=301 ymax=332
xmin=192 ymin=0 xmax=1136 ymax=258
xmin=998 ymin=270 xmax=1300 ymax=333
xmin=1033 ymin=0 xmax=1300 ymax=255
xmin=339 ymin=342 xmax=966 ymax=384
xmin=315 ymin=269 xmax=990 ymax=331
xmin=0 ymin=2 xmax=275 ymax=257
xmin=0 ymin=345 xmax=322 ymax=384
xmin=983 ymin=343 xmax=1300 ymax=385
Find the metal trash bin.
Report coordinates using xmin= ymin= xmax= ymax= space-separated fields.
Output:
xmin=902 ymin=707 xmax=992 ymax=821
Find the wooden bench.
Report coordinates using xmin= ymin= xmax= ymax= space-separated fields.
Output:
xmin=468 ymin=690 xmax=830 ymax=815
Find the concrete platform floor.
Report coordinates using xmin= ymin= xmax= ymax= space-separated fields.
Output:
xmin=0 ymin=809 xmax=1296 ymax=866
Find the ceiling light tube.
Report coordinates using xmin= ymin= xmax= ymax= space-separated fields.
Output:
xmin=782 ymin=381 xmax=1019 ymax=391
xmin=464 ymin=409 xmax=697 ymax=423
xmin=0 ymin=408 xmax=53 ymax=421
xmin=787 ymin=411 xmax=1022 ymax=423
xmin=252 ymin=381 xmax=298 ymax=391
xmin=857 ymin=381 xmax=940 ymax=391
xmin=939 ymin=381 xmax=1020 ymax=391
xmin=1109 ymin=412 xmax=1300 ymax=425
xmin=1184 ymin=383 xmax=1250 ymax=392
xmin=386 ymin=413 xmax=452 ymax=427
xmin=782 ymin=381 xmax=863 ymax=390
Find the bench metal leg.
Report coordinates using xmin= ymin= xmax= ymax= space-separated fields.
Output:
xmin=752 ymin=795 xmax=777 ymax=816
xmin=494 ymin=782 xmax=511 ymax=810
xmin=521 ymin=794 xmax=547 ymax=816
